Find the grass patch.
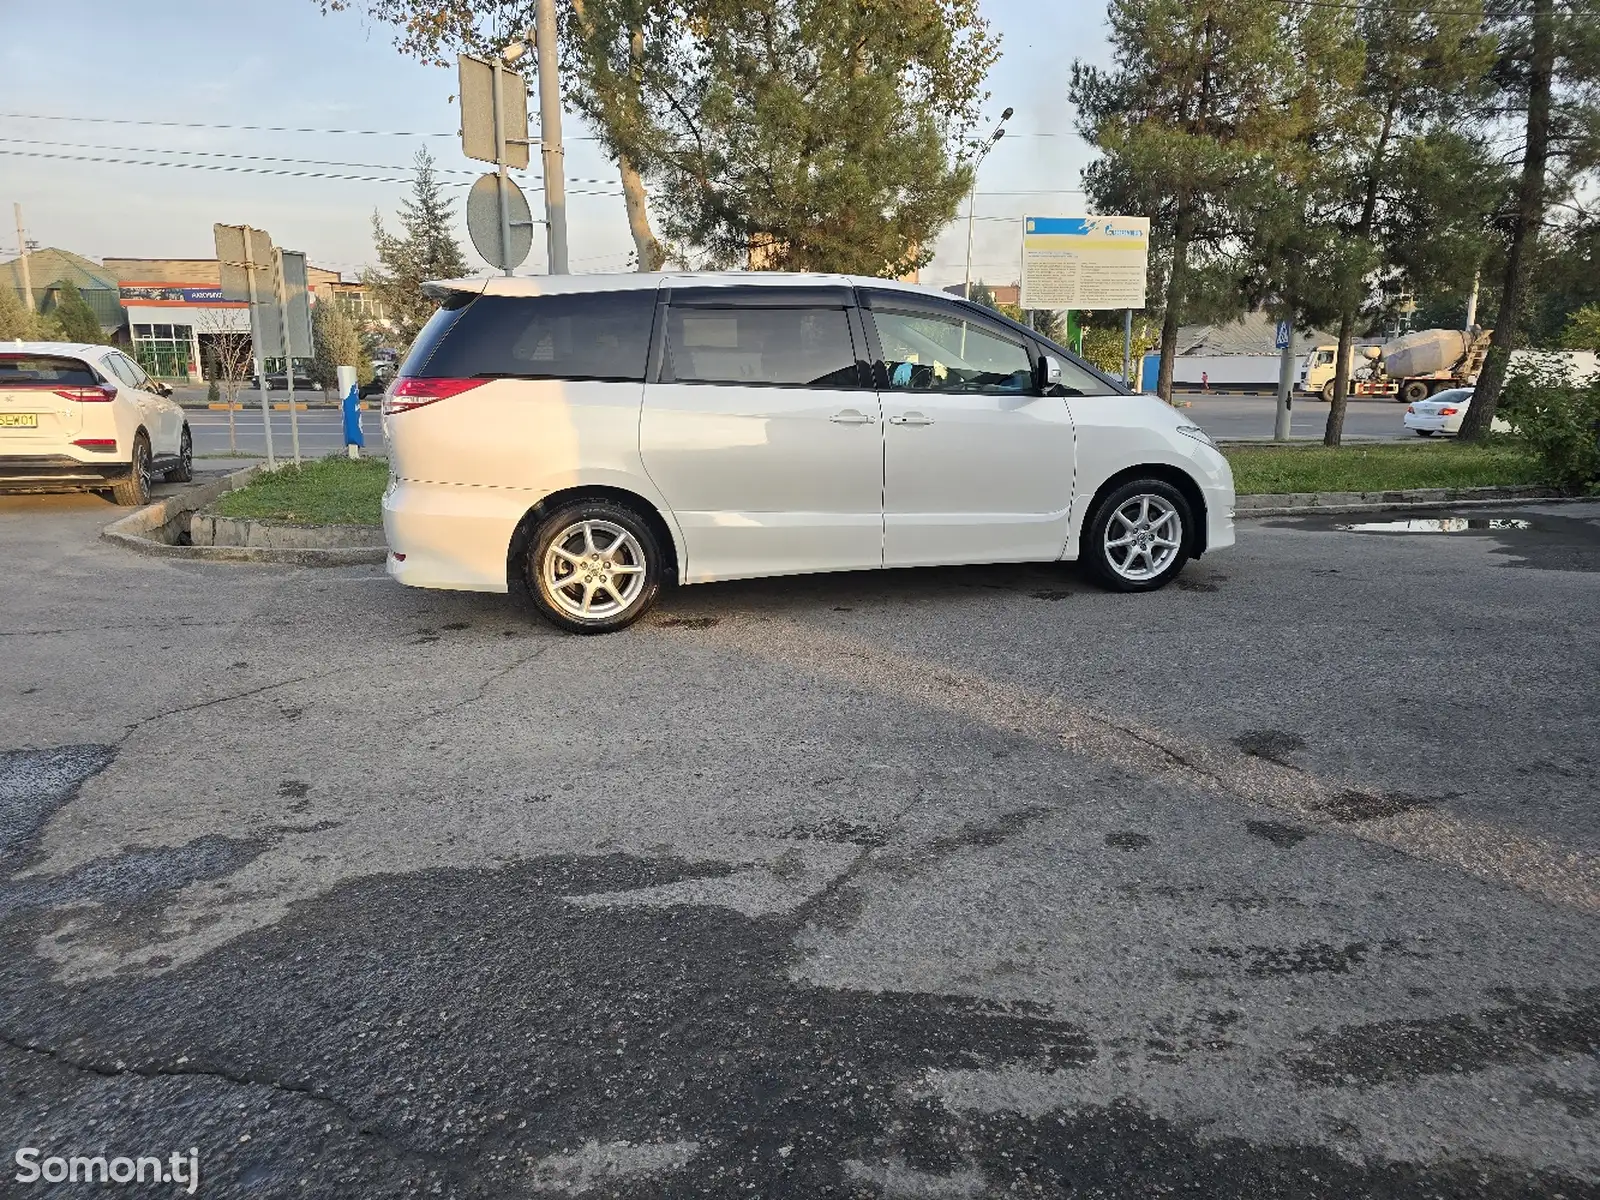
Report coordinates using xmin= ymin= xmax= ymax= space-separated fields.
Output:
xmin=211 ymin=455 xmax=388 ymax=525
xmin=1224 ymin=440 xmax=1543 ymax=495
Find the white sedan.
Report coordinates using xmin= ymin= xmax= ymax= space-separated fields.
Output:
xmin=0 ymin=342 xmax=191 ymax=505
xmin=1403 ymin=388 xmax=1510 ymax=436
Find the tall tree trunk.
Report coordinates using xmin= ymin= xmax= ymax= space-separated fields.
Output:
xmin=1461 ymin=0 xmax=1554 ymax=440
xmin=1156 ymin=220 xmax=1191 ymax=403
xmin=619 ymin=152 xmax=665 ymax=271
xmin=1325 ymin=96 xmax=1397 ymax=447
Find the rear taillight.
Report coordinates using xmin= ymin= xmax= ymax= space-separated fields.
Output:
xmin=1439 ymin=406 xmax=1459 ymax=416
xmin=383 ymin=377 xmax=487 ymax=414
xmin=72 ymin=438 xmax=118 ymax=451
xmin=54 ymin=385 xmax=117 ymax=402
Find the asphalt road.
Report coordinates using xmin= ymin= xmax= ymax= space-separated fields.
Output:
xmin=1 ymin=489 xmax=1597 ymax=1198
xmin=179 ymin=395 xmax=1398 ymax=462
xmin=187 ymin=408 xmax=386 ymax=459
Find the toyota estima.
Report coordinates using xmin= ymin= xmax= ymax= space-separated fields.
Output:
xmin=381 ymin=273 xmax=1235 ymax=633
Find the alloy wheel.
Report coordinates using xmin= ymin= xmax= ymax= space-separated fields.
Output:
xmin=542 ymin=519 xmax=648 ymax=619
xmin=1103 ymin=494 xmax=1182 ymax=582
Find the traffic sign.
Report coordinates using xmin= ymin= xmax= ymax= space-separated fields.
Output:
xmin=1275 ymin=319 xmax=1292 ymax=351
xmin=459 ymin=53 xmax=529 ymax=169
xmin=466 ymin=173 xmax=534 ymax=271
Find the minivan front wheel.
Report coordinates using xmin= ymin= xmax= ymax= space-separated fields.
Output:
xmin=1084 ymin=480 xmax=1192 ymax=592
xmin=525 ymin=501 xmax=662 ymax=633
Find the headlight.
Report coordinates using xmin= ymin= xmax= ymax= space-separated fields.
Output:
xmin=1176 ymin=424 xmax=1216 ymax=449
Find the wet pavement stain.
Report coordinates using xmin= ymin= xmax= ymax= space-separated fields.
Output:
xmin=779 ymin=818 xmax=890 ymax=848
xmin=277 ymin=781 xmax=309 ymax=799
xmin=1030 ymin=589 xmax=1072 ymax=601
xmin=1203 ymin=941 xmax=1369 ymax=978
xmin=1176 ymin=577 xmax=1220 ymax=593
xmin=1246 ymin=819 xmax=1312 ymax=847
xmin=1273 ymin=507 xmax=1600 ymax=573
xmin=656 ymin=616 xmax=720 ymax=629
xmin=2 ymin=854 xmax=1588 ymax=1199
xmin=1317 ymin=789 xmax=1441 ymax=822
xmin=1232 ymin=730 xmax=1307 ymax=765
xmin=1104 ymin=831 xmax=1152 ymax=851
xmin=1292 ymin=987 xmax=1600 ymax=1086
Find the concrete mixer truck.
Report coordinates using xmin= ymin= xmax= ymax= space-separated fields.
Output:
xmin=1299 ymin=328 xmax=1492 ymax=403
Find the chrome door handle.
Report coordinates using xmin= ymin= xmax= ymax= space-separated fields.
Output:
xmin=889 ymin=412 xmax=934 ymax=426
xmin=829 ymin=409 xmax=875 ymax=425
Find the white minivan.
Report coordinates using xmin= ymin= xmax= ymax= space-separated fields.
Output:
xmin=382 ymin=273 xmax=1235 ymax=633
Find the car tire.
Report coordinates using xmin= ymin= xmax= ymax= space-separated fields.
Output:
xmin=1401 ymin=380 xmax=1431 ymax=405
xmin=1415 ymin=429 xmax=1434 ymax=437
xmin=523 ymin=500 xmax=663 ymax=634
xmin=1083 ymin=479 xmax=1192 ymax=593
xmin=1320 ymin=381 xmax=1335 ymax=404
xmin=110 ymin=433 xmax=153 ymax=507
xmin=166 ymin=426 xmax=194 ymax=482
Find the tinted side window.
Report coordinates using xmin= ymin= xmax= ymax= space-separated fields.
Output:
xmin=115 ymin=353 xmax=153 ymax=390
xmin=663 ymin=306 xmax=858 ymax=388
xmin=415 ymin=291 xmax=656 ymax=381
xmin=102 ymin=354 xmax=142 ymax=389
xmin=872 ymin=309 xmax=1032 ymax=395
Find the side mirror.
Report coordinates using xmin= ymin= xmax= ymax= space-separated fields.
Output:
xmin=1037 ymin=354 xmax=1063 ymax=392
xmin=154 ymin=381 xmax=173 ymax=397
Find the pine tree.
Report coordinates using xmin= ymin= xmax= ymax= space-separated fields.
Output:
xmin=366 ymin=149 xmax=469 ymax=347
xmin=51 ymin=281 xmax=104 ymax=344
xmin=1071 ymin=0 xmax=1302 ymax=402
xmin=1461 ymin=0 xmax=1600 ymax=439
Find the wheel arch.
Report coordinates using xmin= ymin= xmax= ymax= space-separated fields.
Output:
xmin=1080 ymin=464 xmax=1208 ymax=558
xmin=506 ymin=484 xmax=682 ymax=593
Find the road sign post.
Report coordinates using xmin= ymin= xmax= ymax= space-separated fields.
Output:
xmin=214 ymin=223 xmax=277 ymax=469
xmin=1274 ymin=316 xmax=1295 ymax=441
xmin=272 ymin=249 xmax=313 ymax=465
xmin=459 ymin=52 xmax=535 ymax=273
xmin=534 ymin=0 xmax=568 ymax=274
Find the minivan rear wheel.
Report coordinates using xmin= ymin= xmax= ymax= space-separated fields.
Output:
xmin=1083 ymin=479 xmax=1192 ymax=592
xmin=524 ymin=500 xmax=663 ymax=633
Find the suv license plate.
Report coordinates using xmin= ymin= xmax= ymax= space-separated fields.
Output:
xmin=0 ymin=413 xmax=39 ymax=428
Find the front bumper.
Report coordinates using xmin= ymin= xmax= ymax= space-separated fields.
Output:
xmin=0 ymin=454 xmax=129 ymax=492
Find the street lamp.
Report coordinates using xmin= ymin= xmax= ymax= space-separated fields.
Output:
xmin=962 ymin=107 xmax=1012 ymax=301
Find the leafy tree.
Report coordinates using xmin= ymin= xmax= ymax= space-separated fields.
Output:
xmin=310 ymin=300 xmax=374 ymax=394
xmin=0 ymin=285 xmax=39 ymax=340
xmin=366 ymin=149 xmax=469 ymax=347
xmin=328 ymin=0 xmax=996 ymax=277
xmin=50 ymin=281 xmax=104 ymax=344
xmin=1071 ymin=0 xmax=1301 ymax=402
xmin=1462 ymin=0 xmax=1600 ymax=440
xmin=1561 ymin=301 xmax=1600 ymax=348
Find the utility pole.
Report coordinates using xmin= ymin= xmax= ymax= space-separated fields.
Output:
xmin=961 ymin=108 xmax=1012 ymax=300
xmin=1465 ymin=270 xmax=1480 ymax=330
xmin=492 ymin=55 xmax=515 ymax=278
xmin=534 ymin=0 xmax=568 ymax=274
xmin=13 ymin=204 xmax=35 ymax=312
xmin=1273 ymin=315 xmax=1295 ymax=442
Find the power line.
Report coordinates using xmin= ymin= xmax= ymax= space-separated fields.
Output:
xmin=0 ymin=136 xmax=624 ymax=187
xmin=0 ymin=149 xmax=625 ymax=200
xmin=0 ymin=111 xmax=601 ymax=140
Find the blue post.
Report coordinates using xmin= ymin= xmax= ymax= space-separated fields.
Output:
xmin=337 ymin=365 xmax=365 ymax=457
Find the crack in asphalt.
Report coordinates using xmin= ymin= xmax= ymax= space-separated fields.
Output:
xmin=418 ymin=643 xmax=556 ymax=723
xmin=0 ymin=1031 xmax=478 ymax=1185
xmin=116 ymin=675 xmax=316 ymax=743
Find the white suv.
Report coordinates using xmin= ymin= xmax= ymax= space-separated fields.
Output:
xmin=0 ymin=342 xmax=191 ymax=505
xmin=382 ymin=273 xmax=1235 ymax=633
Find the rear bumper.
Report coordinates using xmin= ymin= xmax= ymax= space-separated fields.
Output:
xmin=1403 ymin=413 xmax=1453 ymax=433
xmin=383 ymin=477 xmax=531 ymax=593
xmin=0 ymin=454 xmax=128 ymax=491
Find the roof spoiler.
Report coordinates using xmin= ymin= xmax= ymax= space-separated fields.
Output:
xmin=421 ymin=278 xmax=490 ymax=302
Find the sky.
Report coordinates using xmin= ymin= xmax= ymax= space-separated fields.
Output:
xmin=0 ymin=0 xmax=1113 ymax=291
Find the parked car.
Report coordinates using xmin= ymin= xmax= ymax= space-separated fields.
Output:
xmin=1403 ymin=387 xmax=1512 ymax=436
xmin=252 ymin=361 xmax=316 ymax=391
xmin=382 ymin=273 xmax=1236 ymax=633
xmin=0 ymin=342 xmax=191 ymax=505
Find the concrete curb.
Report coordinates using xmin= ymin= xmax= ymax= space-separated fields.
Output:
xmin=1238 ymin=484 xmax=1573 ymax=518
xmin=102 ymin=468 xmax=387 ymax=566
